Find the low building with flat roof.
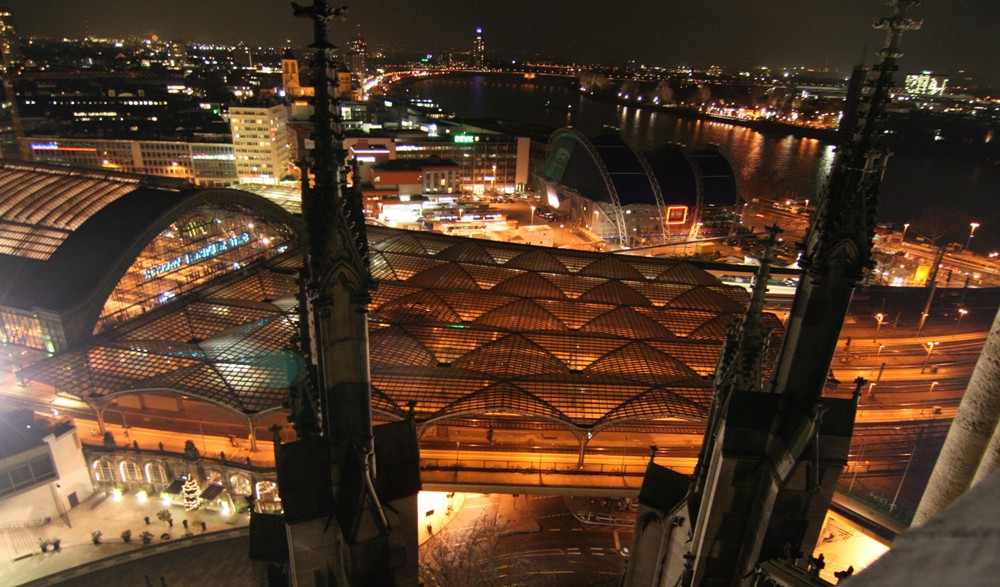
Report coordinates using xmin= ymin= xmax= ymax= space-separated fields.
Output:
xmin=0 ymin=410 xmax=93 ymax=527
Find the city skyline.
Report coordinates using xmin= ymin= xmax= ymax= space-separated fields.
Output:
xmin=3 ymin=0 xmax=1000 ymax=85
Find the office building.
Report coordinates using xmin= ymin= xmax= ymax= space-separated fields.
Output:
xmin=347 ymin=29 xmax=368 ymax=84
xmin=473 ymin=27 xmax=485 ymax=69
xmin=229 ymin=102 xmax=292 ymax=185
xmin=22 ymin=136 xmax=238 ymax=188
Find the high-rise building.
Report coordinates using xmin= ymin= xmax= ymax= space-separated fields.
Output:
xmin=473 ymin=26 xmax=485 ymax=69
xmin=229 ymin=102 xmax=292 ymax=185
xmin=167 ymin=42 xmax=186 ymax=69
xmin=347 ymin=27 xmax=368 ymax=84
xmin=0 ymin=8 xmax=26 ymax=160
xmin=0 ymin=8 xmax=22 ymax=67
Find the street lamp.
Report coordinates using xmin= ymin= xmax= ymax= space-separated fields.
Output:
xmin=965 ymin=222 xmax=980 ymax=251
xmin=530 ymin=205 xmax=535 ymax=226
xmin=877 ymin=344 xmax=886 ymax=358
xmin=955 ymin=308 xmax=968 ymax=332
xmin=621 ymin=435 xmax=628 ymax=476
xmin=873 ymin=313 xmax=885 ymax=342
xmin=920 ymin=341 xmax=938 ymax=374
xmin=929 ymin=381 xmax=939 ymax=393
xmin=848 ymin=435 xmax=869 ymax=493
xmin=901 ymin=222 xmax=910 ymax=243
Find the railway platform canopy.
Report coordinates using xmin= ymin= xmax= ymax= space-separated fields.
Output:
xmin=0 ymin=160 xmax=300 ymax=366
xmin=18 ymin=214 xmax=782 ymax=436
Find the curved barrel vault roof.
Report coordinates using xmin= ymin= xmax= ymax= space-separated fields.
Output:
xmin=0 ymin=161 xmax=300 ymax=347
xmin=541 ymin=131 xmax=738 ymax=209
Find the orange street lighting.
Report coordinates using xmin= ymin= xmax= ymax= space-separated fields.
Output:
xmin=965 ymin=222 xmax=980 ymax=251
xmin=874 ymin=312 xmax=886 ymax=342
xmin=920 ymin=341 xmax=938 ymax=374
xmin=530 ymin=205 xmax=535 ymax=226
xmin=955 ymin=308 xmax=969 ymax=332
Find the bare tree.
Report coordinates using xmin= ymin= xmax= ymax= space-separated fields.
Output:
xmin=420 ymin=512 xmax=533 ymax=586
xmin=911 ymin=206 xmax=965 ymax=246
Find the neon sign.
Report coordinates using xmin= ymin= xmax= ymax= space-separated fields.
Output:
xmin=453 ymin=134 xmax=476 ymax=144
xmin=144 ymin=232 xmax=251 ymax=280
xmin=30 ymin=142 xmax=98 ymax=152
xmin=665 ymin=206 xmax=689 ymax=225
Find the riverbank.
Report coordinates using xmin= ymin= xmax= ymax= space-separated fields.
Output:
xmin=583 ymin=91 xmax=841 ymax=142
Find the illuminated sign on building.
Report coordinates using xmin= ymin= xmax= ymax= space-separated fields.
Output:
xmin=144 ymin=232 xmax=251 ymax=280
xmin=454 ymin=134 xmax=476 ymax=144
xmin=665 ymin=206 xmax=689 ymax=225
xmin=30 ymin=143 xmax=98 ymax=153
xmin=191 ymin=153 xmax=236 ymax=160
xmin=904 ymin=73 xmax=948 ymax=96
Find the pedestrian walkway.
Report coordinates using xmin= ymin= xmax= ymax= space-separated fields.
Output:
xmin=1 ymin=488 xmax=249 ymax=587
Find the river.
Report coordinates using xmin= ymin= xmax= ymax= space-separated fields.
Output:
xmin=394 ymin=73 xmax=1000 ymax=252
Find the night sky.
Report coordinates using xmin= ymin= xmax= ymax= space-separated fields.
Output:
xmin=5 ymin=0 xmax=999 ymax=85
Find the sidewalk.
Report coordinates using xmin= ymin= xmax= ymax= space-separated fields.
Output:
xmin=417 ymin=492 xmax=540 ymax=545
xmin=1 ymin=488 xmax=249 ymax=587
xmin=564 ymin=495 xmax=636 ymax=527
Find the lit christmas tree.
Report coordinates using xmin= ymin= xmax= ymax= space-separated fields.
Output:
xmin=181 ymin=476 xmax=201 ymax=511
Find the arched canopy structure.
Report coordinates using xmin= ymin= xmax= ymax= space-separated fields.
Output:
xmin=0 ymin=161 xmax=300 ymax=358
xmin=363 ymin=228 xmax=781 ymax=433
xmin=539 ymin=130 xmax=738 ymax=245
xmin=20 ymin=276 xmax=306 ymax=416
xmin=541 ymin=129 xmax=656 ymax=243
xmin=19 ymin=221 xmax=782 ymax=432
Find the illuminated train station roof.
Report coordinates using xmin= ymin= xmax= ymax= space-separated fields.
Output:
xmin=365 ymin=230 xmax=780 ymax=431
xmin=21 ymin=221 xmax=782 ymax=430
xmin=20 ymin=257 xmax=305 ymax=414
xmin=0 ymin=161 xmax=300 ymax=354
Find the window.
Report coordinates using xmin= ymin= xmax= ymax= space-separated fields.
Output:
xmin=255 ymin=480 xmax=277 ymax=501
xmin=0 ymin=454 xmax=57 ymax=497
xmin=230 ymin=474 xmax=251 ymax=496
xmin=120 ymin=460 xmax=142 ymax=483
xmin=204 ymin=470 xmax=222 ymax=485
xmin=255 ymin=480 xmax=281 ymax=512
xmin=93 ymin=458 xmax=115 ymax=483
xmin=145 ymin=463 xmax=168 ymax=486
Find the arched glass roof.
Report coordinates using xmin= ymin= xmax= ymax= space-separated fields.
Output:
xmin=364 ymin=229 xmax=781 ymax=430
xmin=0 ymin=161 xmax=187 ymax=260
xmin=20 ymin=227 xmax=783 ymax=431
xmin=541 ymin=132 xmax=738 ymax=209
xmin=19 ymin=258 xmax=304 ymax=415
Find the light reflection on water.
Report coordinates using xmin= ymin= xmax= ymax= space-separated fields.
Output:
xmin=403 ymin=74 xmax=999 ymax=250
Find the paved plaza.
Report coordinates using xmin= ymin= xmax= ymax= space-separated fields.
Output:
xmin=2 ymin=489 xmax=250 ymax=587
